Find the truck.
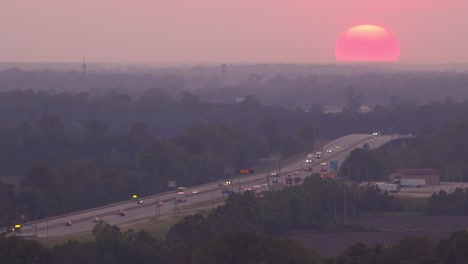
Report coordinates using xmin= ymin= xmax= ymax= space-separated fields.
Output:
xmin=375 ymin=183 xmax=400 ymax=193
xmin=392 ymin=179 xmax=426 ymax=188
xmin=221 ymin=187 xmax=233 ymax=195
xmin=319 ymin=162 xmax=328 ymax=172
xmin=176 ymin=187 xmax=187 ymax=202
xmin=306 ymin=154 xmax=314 ymax=163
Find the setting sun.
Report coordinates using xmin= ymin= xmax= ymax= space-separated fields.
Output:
xmin=335 ymin=24 xmax=400 ymax=62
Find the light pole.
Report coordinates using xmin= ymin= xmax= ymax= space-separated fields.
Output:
xmin=344 ymin=181 xmax=347 ymax=225
xmin=345 ymin=164 xmax=361 ymax=183
xmin=156 ymin=198 xmax=160 ymax=220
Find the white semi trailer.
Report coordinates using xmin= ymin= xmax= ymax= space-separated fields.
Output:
xmin=375 ymin=183 xmax=400 ymax=193
xmin=392 ymin=179 xmax=426 ymax=188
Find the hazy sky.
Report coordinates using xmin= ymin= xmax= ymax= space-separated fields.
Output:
xmin=1 ymin=0 xmax=466 ymax=64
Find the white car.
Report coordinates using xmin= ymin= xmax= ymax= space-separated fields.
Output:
xmin=115 ymin=209 xmax=124 ymax=215
xmin=92 ymin=217 xmax=100 ymax=222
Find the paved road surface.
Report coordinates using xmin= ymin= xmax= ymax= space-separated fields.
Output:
xmin=15 ymin=133 xmax=408 ymax=238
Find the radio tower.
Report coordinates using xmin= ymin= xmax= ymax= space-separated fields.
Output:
xmin=82 ymin=56 xmax=87 ymax=79
xmin=220 ymin=63 xmax=227 ymax=88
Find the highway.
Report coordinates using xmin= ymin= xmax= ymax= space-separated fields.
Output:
xmin=16 ymin=133 xmax=408 ymax=238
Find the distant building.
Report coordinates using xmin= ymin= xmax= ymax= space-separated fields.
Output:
xmin=389 ymin=168 xmax=440 ymax=185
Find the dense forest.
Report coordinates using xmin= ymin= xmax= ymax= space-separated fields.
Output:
xmin=2 ymin=65 xmax=468 ymax=110
xmin=4 ymin=227 xmax=468 ymax=263
xmin=3 ymin=181 xmax=468 ymax=263
xmin=1 ymin=73 xmax=468 ymax=224
xmin=2 ymin=66 xmax=468 ymax=262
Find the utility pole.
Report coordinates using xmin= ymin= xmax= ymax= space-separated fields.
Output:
xmin=35 ymin=214 xmax=37 ymax=237
xmin=278 ymin=158 xmax=282 ymax=176
xmin=211 ymin=191 xmax=214 ymax=209
xmin=156 ymin=198 xmax=160 ymax=220
xmin=344 ymin=182 xmax=347 ymax=225
xmin=267 ymin=166 xmax=270 ymax=190
xmin=365 ymin=160 xmax=369 ymax=183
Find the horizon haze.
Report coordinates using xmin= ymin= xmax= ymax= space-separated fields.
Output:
xmin=1 ymin=0 xmax=467 ymax=65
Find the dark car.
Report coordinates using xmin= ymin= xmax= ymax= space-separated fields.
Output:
xmin=118 ymin=211 xmax=126 ymax=216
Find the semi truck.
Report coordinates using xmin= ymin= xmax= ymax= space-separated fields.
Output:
xmin=392 ymin=179 xmax=426 ymax=188
xmin=375 ymin=183 xmax=400 ymax=193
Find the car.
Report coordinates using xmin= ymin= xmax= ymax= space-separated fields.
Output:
xmin=372 ymin=132 xmax=380 ymax=136
xmin=293 ymin=171 xmax=299 ymax=175
xmin=192 ymin=190 xmax=198 ymax=194
xmin=326 ymin=149 xmax=332 ymax=153
xmin=92 ymin=217 xmax=100 ymax=222
xmin=177 ymin=198 xmax=186 ymax=203
xmin=65 ymin=221 xmax=72 ymax=226
xmin=237 ymin=185 xmax=244 ymax=191
xmin=158 ymin=201 xmax=164 ymax=206
xmin=304 ymin=167 xmax=313 ymax=171
xmin=271 ymin=172 xmax=280 ymax=177
xmin=118 ymin=211 xmax=126 ymax=216
xmin=217 ymin=183 xmax=223 ymax=187
xmin=115 ymin=209 xmax=124 ymax=215
xmin=319 ymin=168 xmax=327 ymax=172
xmin=288 ymin=173 xmax=292 ymax=177
xmin=10 ymin=224 xmax=21 ymax=233
xmin=137 ymin=199 xmax=143 ymax=204
xmin=335 ymin=146 xmax=341 ymax=149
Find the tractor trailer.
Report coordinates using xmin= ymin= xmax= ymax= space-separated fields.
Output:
xmin=392 ymin=179 xmax=426 ymax=188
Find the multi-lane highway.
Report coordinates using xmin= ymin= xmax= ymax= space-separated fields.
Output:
xmin=16 ymin=133 xmax=409 ymax=238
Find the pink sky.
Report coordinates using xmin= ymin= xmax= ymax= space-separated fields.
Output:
xmin=1 ymin=0 xmax=466 ymax=64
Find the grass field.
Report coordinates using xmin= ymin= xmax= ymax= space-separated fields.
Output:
xmin=35 ymin=200 xmax=220 ymax=247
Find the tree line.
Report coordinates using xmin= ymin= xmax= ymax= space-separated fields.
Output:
xmin=3 ymin=86 xmax=468 ymax=225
